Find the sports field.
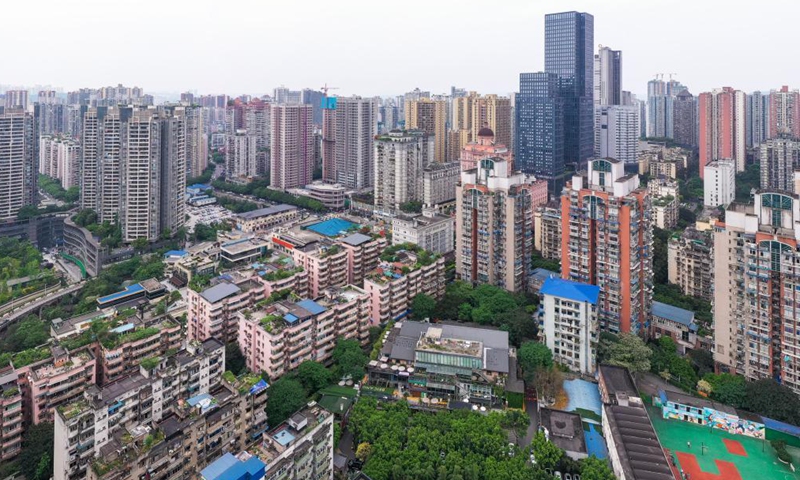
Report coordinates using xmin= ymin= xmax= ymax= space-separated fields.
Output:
xmin=648 ymin=406 xmax=800 ymax=480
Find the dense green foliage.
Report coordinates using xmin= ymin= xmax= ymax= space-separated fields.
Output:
xmin=225 ymin=343 xmax=247 ymax=375
xmin=531 ymin=252 xmax=560 ymax=274
xmin=741 ymin=379 xmax=800 ymax=425
xmin=0 ymin=238 xmax=55 ymax=305
xmin=433 ymin=282 xmax=537 ymax=347
xmin=214 ymin=195 xmax=261 ymax=213
xmin=296 ymin=361 xmax=332 ymax=395
xmin=349 ymin=398 xmax=552 ymax=480
xmin=17 ymin=203 xmax=75 ymax=219
xmin=410 ymin=293 xmax=436 ymax=320
xmin=702 ymin=373 xmax=747 ymax=407
xmin=212 ymin=178 xmax=326 ymax=212
xmin=652 ymin=228 xmax=671 ymax=285
xmin=193 ymin=222 xmax=231 ymax=242
xmin=187 ymin=165 xmax=215 ymax=187
xmin=518 ymin=342 xmax=553 ymax=377
xmin=735 ymin=163 xmax=760 ymax=203
xmin=72 ymin=256 xmax=165 ymax=314
xmin=579 ymin=456 xmax=616 ymax=480
xmin=39 ymin=174 xmax=80 ymax=203
xmin=649 ymin=337 xmax=698 ymax=391
xmin=399 ymin=201 xmax=423 ymax=213
xmin=265 ymin=377 xmax=308 ymax=426
xmin=332 ymin=338 xmax=368 ymax=381
xmin=678 ymin=175 xmax=704 ymax=204
xmin=19 ymin=422 xmax=54 ymax=480
xmin=1 ymin=316 xmax=49 ymax=354
xmin=72 ymin=208 xmax=123 ymax=248
xmin=605 ymin=333 xmax=652 ymax=373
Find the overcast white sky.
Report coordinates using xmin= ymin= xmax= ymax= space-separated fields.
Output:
xmin=3 ymin=0 xmax=798 ymax=98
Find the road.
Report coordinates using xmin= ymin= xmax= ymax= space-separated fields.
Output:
xmin=522 ymin=399 xmax=540 ymax=446
xmin=0 ymin=282 xmax=84 ymax=330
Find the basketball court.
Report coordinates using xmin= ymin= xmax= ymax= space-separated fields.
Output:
xmin=648 ymin=406 xmax=800 ymax=480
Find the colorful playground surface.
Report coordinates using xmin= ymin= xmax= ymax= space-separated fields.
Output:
xmin=648 ymin=406 xmax=800 ymax=480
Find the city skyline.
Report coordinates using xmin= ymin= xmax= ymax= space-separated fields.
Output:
xmin=5 ymin=0 xmax=800 ymax=98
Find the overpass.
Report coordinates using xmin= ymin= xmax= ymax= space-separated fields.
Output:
xmin=0 ymin=282 xmax=85 ymax=331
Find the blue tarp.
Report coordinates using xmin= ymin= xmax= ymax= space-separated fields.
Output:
xmin=584 ymin=423 xmax=608 ymax=459
xmin=307 ymin=218 xmax=357 ymax=237
xmin=97 ymin=283 xmax=144 ymax=304
xmin=563 ymin=378 xmax=603 ymax=421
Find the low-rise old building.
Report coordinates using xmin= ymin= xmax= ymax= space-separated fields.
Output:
xmin=648 ymin=177 xmax=679 ymax=230
xmin=391 ymin=210 xmax=455 ymax=254
xmin=187 ymin=273 xmax=269 ymax=342
xmin=668 ymin=226 xmax=713 ymax=301
xmin=237 ymin=286 xmax=371 ymax=380
xmin=369 ymin=321 xmax=515 ymax=406
xmin=363 ymin=248 xmax=446 ymax=323
xmin=650 ymin=301 xmax=698 ymax=355
xmin=236 ymin=204 xmax=300 ymax=233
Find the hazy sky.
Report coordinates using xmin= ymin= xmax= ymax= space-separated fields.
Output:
xmin=4 ymin=0 xmax=799 ymax=98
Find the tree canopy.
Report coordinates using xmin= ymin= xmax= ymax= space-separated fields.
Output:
xmin=225 ymin=343 xmax=247 ymax=376
xmin=332 ymin=338 xmax=368 ymax=381
xmin=518 ymin=342 xmax=553 ymax=376
xmin=411 ymin=293 xmax=436 ymax=320
xmin=606 ymin=333 xmax=652 ymax=373
xmin=296 ymin=360 xmax=332 ymax=395
xmin=19 ymin=422 xmax=54 ymax=480
xmin=265 ymin=378 xmax=307 ymax=426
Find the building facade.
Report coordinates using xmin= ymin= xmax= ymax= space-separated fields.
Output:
xmin=456 ymin=157 xmax=535 ymax=293
xmin=373 ymin=130 xmax=433 ymax=216
xmin=648 ymin=178 xmax=679 ymax=230
xmin=760 ymin=136 xmax=800 ymax=192
xmin=540 ymin=277 xmax=600 ymax=374
xmin=405 ymin=99 xmax=446 ymax=162
xmin=698 ymin=87 xmax=747 ymax=175
xmin=391 ymin=211 xmax=455 ymax=255
xmin=422 ymin=161 xmax=459 ymax=207
xmin=561 ymin=158 xmax=653 ymax=334
xmin=226 ymin=129 xmax=258 ymax=182
xmin=0 ymin=109 xmax=37 ymax=221
xmin=673 ymin=89 xmax=697 ymax=147
xmin=703 ymin=159 xmax=736 ymax=207
xmin=596 ymin=105 xmax=639 ymax=164
xmin=270 ymin=104 xmax=314 ymax=190
xmin=668 ymin=227 xmax=713 ymax=302
xmin=534 ymin=200 xmax=562 ymax=261
xmin=713 ymin=192 xmax=800 ymax=393
xmin=364 ymin=253 xmax=446 ymax=323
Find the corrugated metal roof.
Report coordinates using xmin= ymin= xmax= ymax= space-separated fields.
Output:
xmin=540 ymin=277 xmax=600 ymax=305
xmin=199 ymin=282 xmax=241 ymax=303
xmin=651 ymin=301 xmax=694 ymax=326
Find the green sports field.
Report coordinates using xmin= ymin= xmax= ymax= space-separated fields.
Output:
xmin=648 ymin=406 xmax=800 ymax=480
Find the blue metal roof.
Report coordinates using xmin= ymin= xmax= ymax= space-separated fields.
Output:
xmin=651 ymin=301 xmax=695 ymax=327
xmin=200 ymin=453 xmax=265 ymax=480
xmin=531 ymin=267 xmax=558 ymax=281
xmin=201 ymin=453 xmax=237 ymax=480
xmin=540 ymin=278 xmax=600 ymax=305
xmin=163 ymin=250 xmax=188 ymax=258
xmin=297 ymin=299 xmax=327 ymax=315
xmin=97 ymin=283 xmax=145 ymax=304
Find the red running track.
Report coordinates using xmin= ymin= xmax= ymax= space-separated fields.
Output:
xmin=676 ymin=451 xmax=743 ymax=480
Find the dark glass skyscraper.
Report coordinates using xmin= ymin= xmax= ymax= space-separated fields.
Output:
xmin=517 ymin=11 xmax=594 ymax=194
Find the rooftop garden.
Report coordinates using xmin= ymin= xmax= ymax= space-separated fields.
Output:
xmin=260 ymin=314 xmax=284 ymax=333
xmin=92 ymin=458 xmax=123 ymax=477
xmin=320 ymin=245 xmax=342 ymax=258
xmin=0 ymin=347 xmax=52 ymax=368
xmin=263 ymin=266 xmax=303 ymax=282
xmin=652 ymin=195 xmax=676 ymax=207
xmin=102 ymin=326 xmax=161 ymax=350
xmin=2 ymin=386 xmax=19 ymax=398
xmin=139 ymin=357 xmax=160 ymax=371
xmin=58 ymin=400 xmax=87 ymax=420
xmin=142 ymin=430 xmax=165 ymax=451
xmin=379 ymin=243 xmax=439 ymax=270
xmin=222 ymin=370 xmax=237 ymax=384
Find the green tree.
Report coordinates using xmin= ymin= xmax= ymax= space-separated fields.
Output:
xmin=703 ymin=373 xmax=746 ymax=408
xmin=296 ymin=360 xmax=332 ymax=394
xmin=518 ymin=341 xmax=553 ymax=378
xmin=19 ymin=422 xmax=54 ymax=480
xmin=411 ymin=293 xmax=436 ymax=320
xmin=742 ymin=379 xmax=800 ymax=425
xmin=2 ymin=316 xmax=49 ymax=353
xmin=498 ymin=307 xmax=537 ymax=346
xmin=531 ymin=431 xmax=562 ymax=470
xmin=607 ymin=333 xmax=651 ymax=373
xmin=500 ymin=410 xmax=530 ymax=442
xmin=132 ymin=237 xmax=149 ymax=252
xmin=225 ymin=343 xmax=246 ymax=375
xmin=266 ymin=378 xmax=307 ymax=425
xmin=356 ymin=442 xmax=373 ymax=462
xmin=580 ymin=456 xmax=616 ymax=480
xmin=332 ymin=338 xmax=368 ymax=381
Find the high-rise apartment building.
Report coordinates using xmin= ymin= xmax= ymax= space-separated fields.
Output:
xmin=561 ymin=158 xmax=653 ymax=334
xmin=544 ymin=11 xmax=595 ymax=168
xmin=646 ymin=77 xmax=686 ymax=139
xmin=470 ymin=94 xmax=513 ymax=150
xmin=593 ymin=46 xmax=622 ymax=106
xmin=596 ymin=105 xmax=639 ymax=164
xmin=672 ymin=89 xmax=697 ymax=147
xmin=714 ymin=191 xmax=800 ymax=393
xmin=456 ymin=157 xmax=536 ymax=293
xmin=698 ymin=87 xmax=747 ymax=175
xmin=81 ymin=106 xmax=186 ymax=241
xmin=39 ymin=135 xmax=79 ymax=189
xmin=226 ymin=129 xmax=258 ymax=182
xmin=648 ymin=177 xmax=679 ymax=230
xmin=0 ymin=367 xmax=22 ymax=461
xmin=0 ymin=109 xmax=37 ymax=221
xmin=761 ymin=136 xmax=800 ymax=192
xmin=747 ymin=91 xmax=769 ymax=148
xmin=422 ymin=161 xmax=460 ymax=207
xmin=186 ymin=105 xmax=208 ymax=177
xmin=373 ymin=130 xmax=434 ymax=216
xmin=405 ymin=98 xmax=446 ymax=162
xmin=328 ymin=96 xmax=376 ymax=190
xmin=4 ymin=90 xmax=29 ymax=110
xmin=769 ymin=86 xmax=800 ymax=139
xmin=534 ymin=200 xmax=562 ymax=261
xmin=270 ymin=104 xmax=314 ymax=190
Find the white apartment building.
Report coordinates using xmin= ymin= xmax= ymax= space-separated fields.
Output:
xmin=391 ymin=210 xmax=455 ymax=254
xmin=704 ymin=159 xmax=736 ymax=207
xmin=596 ymin=105 xmax=639 ymax=164
xmin=374 ymin=130 xmax=434 ymax=216
xmin=540 ymin=277 xmax=600 ymax=374
xmin=226 ymin=129 xmax=258 ymax=182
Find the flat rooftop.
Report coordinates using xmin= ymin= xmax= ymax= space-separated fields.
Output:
xmin=539 ymin=408 xmax=587 ymax=455
xmin=599 ymin=364 xmax=637 ymax=397
xmin=238 ymin=204 xmax=297 ymax=220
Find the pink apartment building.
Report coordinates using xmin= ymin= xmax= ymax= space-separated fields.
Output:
xmin=187 ymin=261 xmax=309 ymax=343
xmin=100 ymin=317 xmax=182 ymax=385
xmin=237 ymin=285 xmax=371 ymax=380
xmin=363 ymin=252 xmax=446 ymax=324
xmin=0 ymin=366 xmax=23 ymax=461
xmin=271 ymin=231 xmax=387 ymax=298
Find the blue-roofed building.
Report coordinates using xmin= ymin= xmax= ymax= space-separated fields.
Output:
xmin=530 ymin=267 xmax=558 ymax=293
xmin=651 ymin=301 xmax=698 ymax=354
xmin=200 ymin=452 xmax=266 ymax=480
xmin=540 ymin=277 xmax=600 ymax=374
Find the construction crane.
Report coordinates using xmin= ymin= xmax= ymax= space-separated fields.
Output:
xmin=321 ymin=84 xmax=340 ymax=96
xmin=667 ymin=73 xmax=678 ymax=80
